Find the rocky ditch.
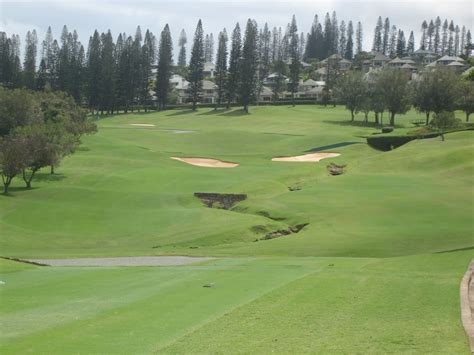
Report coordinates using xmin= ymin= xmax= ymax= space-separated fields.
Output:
xmin=257 ymin=223 xmax=309 ymax=241
xmin=194 ymin=193 xmax=247 ymax=210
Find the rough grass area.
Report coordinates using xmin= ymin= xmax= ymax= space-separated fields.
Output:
xmin=0 ymin=106 xmax=472 ymax=353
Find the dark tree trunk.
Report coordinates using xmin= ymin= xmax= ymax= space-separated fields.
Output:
xmin=22 ymin=169 xmax=37 ymax=189
xmin=2 ymin=176 xmax=12 ymax=194
xmin=390 ymin=112 xmax=395 ymax=126
xmin=425 ymin=112 xmax=430 ymax=125
xmin=375 ymin=112 xmax=380 ymax=125
xmin=466 ymin=112 xmax=470 ymax=122
xmin=50 ymin=165 xmax=55 ymax=174
xmin=350 ymin=109 xmax=354 ymax=122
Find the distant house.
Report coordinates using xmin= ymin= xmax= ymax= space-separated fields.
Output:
xmin=203 ymin=62 xmax=216 ymax=78
xmin=388 ymin=57 xmax=416 ymax=68
xmin=371 ymin=52 xmax=391 ymax=67
xmin=263 ymin=72 xmax=289 ymax=89
xmin=413 ymin=49 xmax=437 ymax=64
xmin=258 ymin=86 xmax=273 ymax=102
xmin=298 ymin=79 xmax=325 ymax=99
xmin=447 ymin=61 xmax=466 ymax=72
xmin=321 ymin=54 xmax=352 ymax=71
xmin=436 ymin=55 xmax=465 ymax=66
xmin=169 ymin=75 xmax=217 ymax=104
xmin=299 ymin=79 xmax=325 ymax=92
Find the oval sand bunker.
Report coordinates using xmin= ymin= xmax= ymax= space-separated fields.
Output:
xmin=171 ymin=157 xmax=239 ymax=168
xmin=272 ymin=152 xmax=340 ymax=162
xmin=129 ymin=123 xmax=156 ymax=127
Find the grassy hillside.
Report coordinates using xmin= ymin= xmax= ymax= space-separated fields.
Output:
xmin=1 ymin=106 xmax=472 ymax=258
xmin=1 ymin=106 xmax=472 ymax=353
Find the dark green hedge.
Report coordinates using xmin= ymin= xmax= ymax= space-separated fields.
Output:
xmin=367 ymin=132 xmax=440 ymax=151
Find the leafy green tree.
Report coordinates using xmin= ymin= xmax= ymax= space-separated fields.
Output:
xmin=431 ymin=111 xmax=459 ymax=141
xmin=0 ymin=133 xmax=28 ymax=194
xmin=214 ymin=29 xmax=228 ymax=108
xmin=457 ymin=80 xmax=474 ymax=122
xmin=156 ymin=24 xmax=173 ymax=110
xmin=376 ymin=68 xmax=411 ymax=126
xmin=334 ymin=71 xmax=366 ymax=121
xmin=239 ymin=19 xmax=258 ymax=113
xmin=188 ymin=20 xmax=205 ymax=111
xmin=0 ymin=88 xmax=43 ymax=136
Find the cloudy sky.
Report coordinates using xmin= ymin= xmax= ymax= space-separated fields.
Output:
xmin=1 ymin=0 xmax=472 ymax=56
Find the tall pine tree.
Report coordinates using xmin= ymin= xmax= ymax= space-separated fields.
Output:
xmin=188 ymin=20 xmax=205 ymax=111
xmin=214 ymin=29 xmax=228 ymax=108
xmin=345 ymin=21 xmax=354 ymax=59
xmin=178 ymin=29 xmax=187 ymax=66
xmin=226 ymin=23 xmax=241 ymax=107
xmin=239 ymin=19 xmax=258 ymax=113
xmin=356 ymin=22 xmax=363 ymax=55
xmin=23 ymin=30 xmax=37 ymax=89
xmin=156 ymin=24 xmax=173 ymax=110
xmin=288 ymin=15 xmax=300 ymax=106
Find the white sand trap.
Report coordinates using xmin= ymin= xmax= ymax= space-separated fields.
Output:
xmin=129 ymin=123 xmax=156 ymax=127
xmin=171 ymin=157 xmax=239 ymax=168
xmin=272 ymin=152 xmax=340 ymax=162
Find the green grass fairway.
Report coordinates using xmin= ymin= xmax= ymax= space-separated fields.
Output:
xmin=1 ymin=106 xmax=473 ymax=353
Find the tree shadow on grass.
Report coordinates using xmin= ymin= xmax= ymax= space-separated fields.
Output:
xmin=196 ymin=108 xmax=231 ymax=116
xmin=322 ymin=119 xmax=403 ymax=129
xmin=305 ymin=142 xmax=362 ymax=152
xmin=218 ymin=109 xmax=249 ymax=117
xmin=34 ymin=173 xmax=67 ymax=182
xmin=0 ymin=186 xmax=36 ymax=197
xmin=165 ymin=109 xmax=196 ymax=117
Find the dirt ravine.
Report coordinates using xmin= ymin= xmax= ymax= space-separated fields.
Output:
xmin=272 ymin=152 xmax=340 ymax=162
xmin=23 ymin=256 xmax=214 ymax=267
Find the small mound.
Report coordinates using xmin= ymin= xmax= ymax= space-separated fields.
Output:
xmin=171 ymin=157 xmax=239 ymax=168
xmin=272 ymin=152 xmax=340 ymax=162
xmin=129 ymin=123 xmax=156 ymax=127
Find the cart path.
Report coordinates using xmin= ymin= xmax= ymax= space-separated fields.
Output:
xmin=17 ymin=256 xmax=215 ymax=267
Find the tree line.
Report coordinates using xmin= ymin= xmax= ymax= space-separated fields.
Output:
xmin=334 ymin=67 xmax=474 ymax=134
xmin=0 ymin=88 xmax=96 ymax=194
xmin=0 ymin=13 xmax=472 ymax=114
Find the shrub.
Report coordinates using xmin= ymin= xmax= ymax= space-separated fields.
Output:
xmin=381 ymin=126 xmax=394 ymax=133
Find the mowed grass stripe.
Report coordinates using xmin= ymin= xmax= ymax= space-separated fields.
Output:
xmin=1 ymin=257 xmax=333 ymax=354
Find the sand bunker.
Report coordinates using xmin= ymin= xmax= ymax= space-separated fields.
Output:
xmin=272 ymin=152 xmax=340 ymax=162
xmin=129 ymin=123 xmax=156 ymax=127
xmin=171 ymin=157 xmax=239 ymax=168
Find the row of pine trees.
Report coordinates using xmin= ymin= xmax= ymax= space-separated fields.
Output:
xmin=372 ymin=16 xmax=471 ymax=58
xmin=0 ymin=12 xmax=472 ymax=113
